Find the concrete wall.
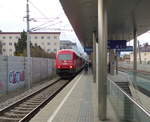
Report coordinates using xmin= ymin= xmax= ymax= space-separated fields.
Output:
xmin=0 ymin=56 xmax=56 ymax=94
xmin=32 ymin=58 xmax=56 ymax=83
xmin=8 ymin=56 xmax=25 ymax=91
xmin=0 ymin=56 xmax=7 ymax=94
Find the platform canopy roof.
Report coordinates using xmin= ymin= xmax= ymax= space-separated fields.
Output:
xmin=60 ymin=0 xmax=150 ymax=47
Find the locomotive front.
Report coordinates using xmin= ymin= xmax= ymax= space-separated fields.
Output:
xmin=55 ymin=50 xmax=76 ymax=77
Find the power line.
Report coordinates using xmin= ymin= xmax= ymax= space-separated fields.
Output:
xmin=29 ymin=0 xmax=49 ymax=20
xmin=27 ymin=1 xmax=73 ymax=32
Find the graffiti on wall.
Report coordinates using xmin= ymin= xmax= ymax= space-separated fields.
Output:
xmin=8 ymin=71 xmax=25 ymax=84
xmin=0 ymin=82 xmax=3 ymax=89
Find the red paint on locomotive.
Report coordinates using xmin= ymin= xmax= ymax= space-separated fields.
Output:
xmin=55 ymin=49 xmax=85 ymax=76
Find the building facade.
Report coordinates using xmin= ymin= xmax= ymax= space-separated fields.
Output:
xmin=130 ymin=44 xmax=150 ymax=64
xmin=130 ymin=52 xmax=150 ymax=64
xmin=0 ymin=32 xmax=60 ymax=56
xmin=60 ymin=40 xmax=77 ymax=51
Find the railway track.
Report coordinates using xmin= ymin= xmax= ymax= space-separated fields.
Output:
xmin=0 ymin=78 xmax=71 ymax=122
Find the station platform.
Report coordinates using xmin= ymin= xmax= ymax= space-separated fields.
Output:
xmin=30 ymin=71 xmax=118 ymax=122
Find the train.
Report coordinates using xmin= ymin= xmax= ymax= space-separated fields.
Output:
xmin=55 ymin=49 xmax=86 ymax=77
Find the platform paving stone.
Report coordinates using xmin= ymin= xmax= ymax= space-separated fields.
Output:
xmin=30 ymin=71 xmax=119 ymax=122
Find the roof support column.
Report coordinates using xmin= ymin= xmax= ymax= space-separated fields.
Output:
xmin=92 ymin=32 xmax=96 ymax=82
xmin=115 ymin=51 xmax=118 ymax=75
xmin=133 ymin=28 xmax=137 ymax=72
xmin=98 ymin=0 xmax=107 ymax=120
xmin=109 ymin=49 xmax=115 ymax=75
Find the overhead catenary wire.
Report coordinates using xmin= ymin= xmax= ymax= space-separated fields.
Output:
xmin=28 ymin=0 xmax=60 ymax=29
xmin=27 ymin=0 xmax=73 ymax=32
xmin=29 ymin=0 xmax=49 ymax=20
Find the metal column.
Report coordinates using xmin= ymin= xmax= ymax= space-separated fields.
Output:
xmin=138 ymin=41 xmax=142 ymax=64
xmin=26 ymin=0 xmax=31 ymax=89
xmin=115 ymin=51 xmax=118 ymax=75
xmin=109 ymin=49 xmax=115 ymax=75
xmin=98 ymin=0 xmax=107 ymax=120
xmin=133 ymin=29 xmax=137 ymax=72
xmin=93 ymin=32 xmax=96 ymax=82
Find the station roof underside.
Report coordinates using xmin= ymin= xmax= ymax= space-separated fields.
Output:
xmin=60 ymin=0 xmax=150 ymax=47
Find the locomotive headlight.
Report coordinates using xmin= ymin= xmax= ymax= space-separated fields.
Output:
xmin=69 ymin=65 xmax=73 ymax=68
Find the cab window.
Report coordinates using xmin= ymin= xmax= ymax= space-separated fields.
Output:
xmin=58 ymin=54 xmax=72 ymax=60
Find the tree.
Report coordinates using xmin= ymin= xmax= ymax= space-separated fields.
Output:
xmin=14 ymin=31 xmax=27 ymax=56
xmin=30 ymin=45 xmax=56 ymax=58
xmin=0 ymin=41 xmax=2 ymax=55
xmin=23 ymin=43 xmax=56 ymax=58
xmin=14 ymin=31 xmax=56 ymax=58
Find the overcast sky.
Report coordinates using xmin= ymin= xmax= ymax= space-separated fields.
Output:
xmin=0 ymin=0 xmax=85 ymax=52
xmin=0 ymin=0 xmax=72 ymax=36
xmin=0 ymin=0 xmax=149 ymax=50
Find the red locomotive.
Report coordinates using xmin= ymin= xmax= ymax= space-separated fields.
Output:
xmin=55 ymin=49 xmax=85 ymax=77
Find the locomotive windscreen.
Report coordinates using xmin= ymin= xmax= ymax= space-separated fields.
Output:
xmin=58 ymin=54 xmax=72 ymax=60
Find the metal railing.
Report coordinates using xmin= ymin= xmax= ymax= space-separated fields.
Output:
xmin=127 ymin=73 xmax=143 ymax=105
xmin=108 ymin=78 xmax=150 ymax=122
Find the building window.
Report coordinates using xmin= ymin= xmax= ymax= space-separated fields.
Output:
xmin=3 ymin=36 xmax=6 ymax=39
xmin=9 ymin=42 xmax=12 ymax=46
xmin=54 ymin=49 xmax=57 ymax=51
xmin=3 ymin=43 xmax=6 ymax=45
xmin=47 ymin=36 xmax=50 ymax=39
xmin=47 ymin=42 xmax=51 ymax=45
xmin=47 ymin=49 xmax=50 ymax=52
xmin=41 ymin=36 xmax=44 ymax=39
xmin=9 ymin=49 xmax=12 ymax=52
xmin=35 ymin=36 xmax=38 ymax=39
xmin=54 ymin=36 xmax=57 ymax=39
xmin=3 ymin=49 xmax=6 ymax=52
xmin=9 ymin=36 xmax=12 ymax=39
xmin=16 ymin=36 xmax=19 ymax=39
xmin=54 ymin=42 xmax=57 ymax=45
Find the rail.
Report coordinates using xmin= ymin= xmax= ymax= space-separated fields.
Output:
xmin=0 ymin=78 xmax=71 ymax=122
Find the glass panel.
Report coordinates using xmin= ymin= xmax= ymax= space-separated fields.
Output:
xmin=58 ymin=54 xmax=72 ymax=60
xmin=125 ymin=72 xmax=150 ymax=111
xmin=108 ymin=79 xmax=150 ymax=122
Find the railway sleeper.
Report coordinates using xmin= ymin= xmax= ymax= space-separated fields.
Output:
xmin=15 ymin=107 xmax=34 ymax=111
xmin=26 ymin=99 xmax=44 ymax=102
xmin=32 ymin=98 xmax=46 ymax=101
xmin=3 ymin=112 xmax=26 ymax=118
xmin=22 ymin=102 xmax=40 ymax=106
xmin=18 ymin=104 xmax=38 ymax=108
xmin=10 ymin=109 xmax=30 ymax=114
xmin=24 ymin=101 xmax=41 ymax=104
xmin=0 ymin=116 xmax=20 ymax=122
